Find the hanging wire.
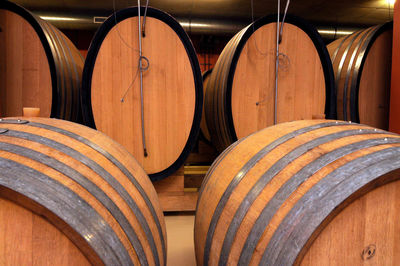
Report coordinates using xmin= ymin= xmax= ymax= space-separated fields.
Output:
xmin=120 ymin=68 xmax=140 ymax=102
xmin=274 ymin=0 xmax=281 ymax=125
xmin=113 ymin=0 xmax=139 ymax=52
xmin=254 ymin=0 xmax=291 ymax=109
xmin=251 ymin=0 xmax=269 ymax=56
xmin=117 ymin=0 xmax=150 ymax=103
xmin=137 ymin=0 xmax=148 ymax=157
xmin=113 ymin=0 xmax=150 ymax=156
xmin=114 ymin=0 xmax=140 ymax=102
xmin=275 ymin=0 xmax=290 ymax=124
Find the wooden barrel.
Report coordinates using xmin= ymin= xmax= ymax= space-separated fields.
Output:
xmin=200 ymin=69 xmax=212 ymax=143
xmin=0 ymin=117 xmax=166 ymax=265
xmin=205 ymin=15 xmax=336 ymax=152
xmin=81 ymin=7 xmax=203 ymax=181
xmin=195 ymin=120 xmax=400 ymax=265
xmin=0 ymin=1 xmax=84 ymax=122
xmin=327 ymin=23 xmax=393 ymax=130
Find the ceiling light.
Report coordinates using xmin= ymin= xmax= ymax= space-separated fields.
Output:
xmin=387 ymin=0 xmax=396 ymax=5
xmin=318 ymin=29 xmax=354 ymax=36
xmin=179 ymin=22 xmax=211 ymax=28
xmin=40 ymin=16 xmax=80 ymax=21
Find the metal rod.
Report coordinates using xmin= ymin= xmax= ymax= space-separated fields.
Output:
xmin=142 ymin=0 xmax=149 ymax=37
xmin=279 ymin=0 xmax=290 ymax=43
xmin=138 ymin=0 xmax=148 ymax=157
xmin=274 ymin=0 xmax=280 ymax=125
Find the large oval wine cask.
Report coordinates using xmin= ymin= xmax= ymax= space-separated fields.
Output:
xmin=327 ymin=23 xmax=392 ymax=130
xmin=0 ymin=1 xmax=84 ymax=122
xmin=195 ymin=120 xmax=400 ymax=265
xmin=0 ymin=117 xmax=166 ymax=265
xmin=200 ymin=69 xmax=212 ymax=143
xmin=81 ymin=7 xmax=202 ymax=181
xmin=205 ymin=15 xmax=336 ymax=152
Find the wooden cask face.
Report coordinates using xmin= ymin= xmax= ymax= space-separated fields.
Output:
xmin=301 ymin=178 xmax=400 ymax=265
xmin=195 ymin=120 xmax=400 ymax=265
xmin=204 ymin=15 xmax=335 ymax=153
xmin=0 ymin=117 xmax=167 ymax=265
xmin=0 ymin=197 xmax=90 ymax=265
xmin=0 ymin=10 xmax=52 ymax=118
xmin=90 ymin=15 xmax=196 ymax=176
xmin=231 ymin=23 xmax=326 ymax=139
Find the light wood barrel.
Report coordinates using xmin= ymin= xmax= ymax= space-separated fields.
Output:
xmin=0 ymin=117 xmax=166 ymax=265
xmin=0 ymin=1 xmax=84 ymax=122
xmin=81 ymin=7 xmax=203 ymax=181
xmin=327 ymin=23 xmax=392 ymax=130
xmin=200 ymin=69 xmax=212 ymax=143
xmin=205 ymin=15 xmax=336 ymax=152
xmin=195 ymin=119 xmax=400 ymax=265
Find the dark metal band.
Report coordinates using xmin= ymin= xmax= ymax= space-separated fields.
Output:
xmin=202 ymin=121 xmax=351 ymax=265
xmin=334 ymin=30 xmax=364 ymax=120
xmin=36 ymin=18 xmax=65 ymax=119
xmin=45 ymin=23 xmax=74 ymax=120
xmin=238 ymin=136 xmax=400 ymax=265
xmin=56 ymin=28 xmax=81 ymax=122
xmin=0 ymin=141 xmax=146 ymax=265
xmin=216 ymin=31 xmax=239 ymax=149
xmin=28 ymin=121 xmax=166 ymax=264
xmin=218 ymin=128 xmax=393 ymax=265
xmin=220 ymin=29 xmax=244 ymax=149
xmin=45 ymin=22 xmax=71 ymax=119
xmin=3 ymin=128 xmax=158 ymax=265
xmin=0 ymin=158 xmax=131 ymax=265
xmin=199 ymin=69 xmax=213 ymax=143
xmin=196 ymin=131 xmax=246 ymax=210
xmin=331 ymin=32 xmax=353 ymax=64
xmin=349 ymin=25 xmax=382 ymax=122
xmin=207 ymin=28 xmax=245 ymax=151
xmin=222 ymin=27 xmax=248 ymax=147
xmin=342 ymin=27 xmax=375 ymax=121
xmin=0 ymin=119 xmax=28 ymax=124
xmin=0 ymin=129 xmax=8 ymax=134
xmin=263 ymin=147 xmax=400 ymax=265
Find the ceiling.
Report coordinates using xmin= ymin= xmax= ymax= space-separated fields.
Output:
xmin=9 ymin=0 xmax=395 ymax=34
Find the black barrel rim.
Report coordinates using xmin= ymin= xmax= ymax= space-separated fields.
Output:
xmin=225 ymin=14 xmax=337 ymax=142
xmin=350 ymin=22 xmax=393 ymax=123
xmin=81 ymin=6 xmax=203 ymax=181
xmin=199 ymin=68 xmax=213 ymax=144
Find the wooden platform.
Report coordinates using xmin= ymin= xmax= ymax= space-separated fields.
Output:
xmin=153 ymin=165 xmax=209 ymax=212
xmin=153 ymin=138 xmax=216 ymax=212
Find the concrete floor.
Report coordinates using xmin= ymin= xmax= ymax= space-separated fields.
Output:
xmin=165 ymin=214 xmax=196 ymax=266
